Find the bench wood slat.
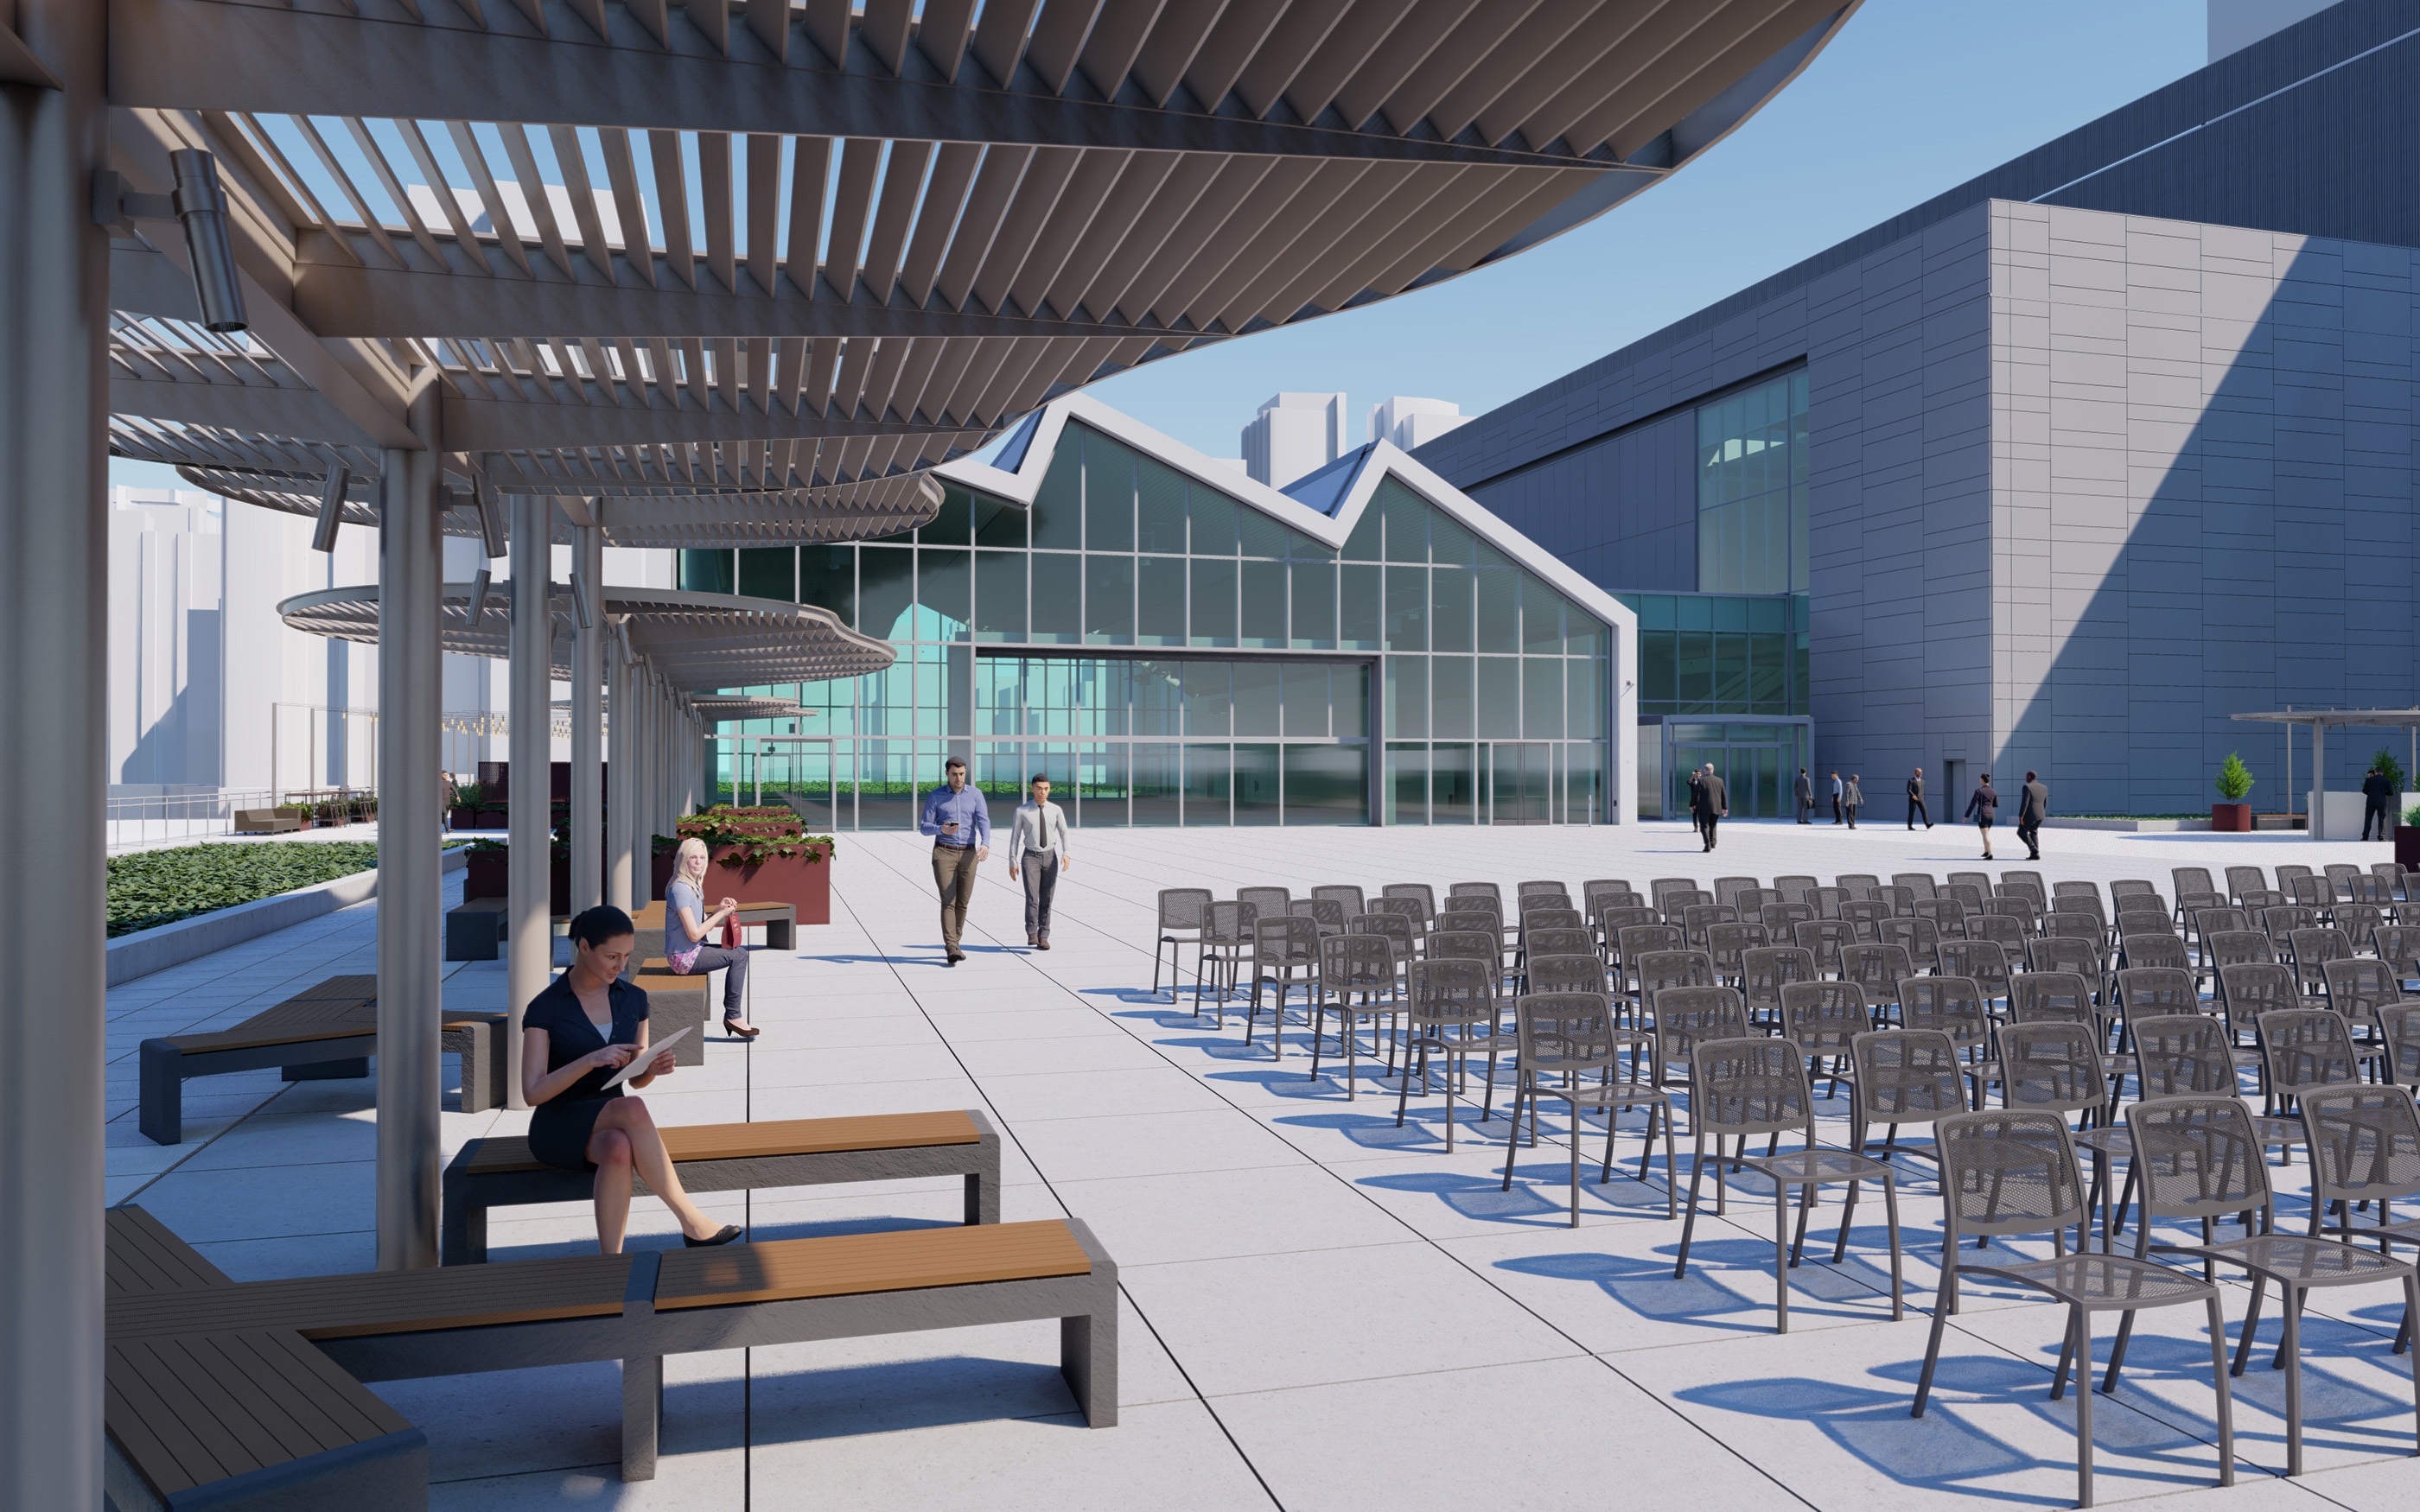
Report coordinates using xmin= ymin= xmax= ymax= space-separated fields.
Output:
xmin=108 ymin=1330 xmax=415 ymax=1496
xmin=655 ymin=1222 xmax=1091 ymax=1311
xmin=110 ymin=1255 xmax=636 ymax=1344
xmin=456 ymin=1111 xmax=983 ymax=1177
xmin=107 ymin=1208 xmax=234 ymax=1295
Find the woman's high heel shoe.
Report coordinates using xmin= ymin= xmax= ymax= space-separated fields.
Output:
xmin=723 ymin=1017 xmax=761 ymax=1039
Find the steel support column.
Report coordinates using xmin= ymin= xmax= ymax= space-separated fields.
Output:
xmin=506 ymin=494 xmax=551 ymax=1107
xmin=633 ymin=664 xmax=657 ymax=905
xmin=0 ymin=2 xmax=108 ymax=1496
xmin=570 ymin=523 xmax=602 ymax=913
xmin=375 ymin=384 xmax=444 ymax=1269
xmin=605 ymin=629 xmax=634 ymax=912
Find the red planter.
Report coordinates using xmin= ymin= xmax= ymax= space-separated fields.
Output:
xmin=2397 ymin=827 xmax=2420 ymax=872
xmin=652 ymin=843 xmax=832 ymax=925
xmin=2211 ymin=803 xmax=2251 ymax=833
xmin=474 ymin=810 xmax=508 ymax=829
xmin=462 ymin=848 xmax=574 ymax=914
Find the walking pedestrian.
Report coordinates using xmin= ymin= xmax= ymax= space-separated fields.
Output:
xmin=2363 ymin=763 xmax=2396 ymax=842
xmin=1685 ymin=764 xmax=1709 ymax=845
xmin=1965 ymin=772 xmax=2000 ymax=860
xmin=1007 ymin=774 xmax=1072 ymax=950
xmin=1830 ymin=771 xmax=1844 ymax=824
xmin=2017 ymin=770 xmax=2049 ymax=860
xmin=1844 ymin=774 xmax=1863 ymax=829
xmin=918 ymin=757 xmax=990 ymax=964
xmin=1907 ymin=767 xmax=1932 ymax=829
xmin=1694 ymin=763 xmax=1729 ymax=851
xmin=1794 ymin=767 xmax=1815 ymax=824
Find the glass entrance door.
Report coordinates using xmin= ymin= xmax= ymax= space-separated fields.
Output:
xmin=1488 ymin=742 xmax=1554 ymax=825
xmin=1663 ymin=722 xmax=1807 ymax=819
xmin=744 ymin=737 xmax=838 ymax=830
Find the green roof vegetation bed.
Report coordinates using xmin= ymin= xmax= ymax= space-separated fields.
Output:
xmin=108 ymin=842 xmax=383 ymax=937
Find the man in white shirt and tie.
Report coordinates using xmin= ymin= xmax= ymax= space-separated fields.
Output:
xmin=1008 ymin=774 xmax=1073 ymax=950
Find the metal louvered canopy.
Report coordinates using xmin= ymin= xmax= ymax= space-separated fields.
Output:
xmin=104 ymin=0 xmax=1859 ymax=517
xmin=691 ymin=696 xmax=810 ymax=725
xmin=276 ymin=583 xmax=896 ymax=689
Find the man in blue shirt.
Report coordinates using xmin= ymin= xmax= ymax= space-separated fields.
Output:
xmin=919 ymin=756 xmax=990 ymax=964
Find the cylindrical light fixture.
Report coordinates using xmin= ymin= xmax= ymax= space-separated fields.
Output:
xmin=169 ymin=149 xmax=248 ymax=334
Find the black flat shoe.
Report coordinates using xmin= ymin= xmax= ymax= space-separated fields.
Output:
xmin=684 ymin=1223 xmax=743 ymax=1248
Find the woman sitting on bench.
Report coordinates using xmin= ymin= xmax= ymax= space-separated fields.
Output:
xmin=666 ymin=836 xmax=758 ymax=1039
xmin=523 ymin=905 xmax=742 ymax=1254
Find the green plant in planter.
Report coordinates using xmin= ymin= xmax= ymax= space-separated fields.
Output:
xmin=453 ymin=782 xmax=484 ymax=810
xmin=2374 ymin=747 xmax=2408 ymax=796
xmin=2213 ymin=753 xmax=2253 ymax=803
xmin=2405 ymin=801 xmax=2420 ymax=829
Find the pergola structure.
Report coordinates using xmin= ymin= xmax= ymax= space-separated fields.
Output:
xmin=2230 ymin=708 xmax=2420 ymax=841
xmin=2 ymin=1 xmax=1863 ymax=1499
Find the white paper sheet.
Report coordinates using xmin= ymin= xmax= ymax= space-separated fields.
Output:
xmin=602 ymin=1026 xmax=690 ymax=1088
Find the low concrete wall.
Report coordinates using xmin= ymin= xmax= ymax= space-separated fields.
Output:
xmin=106 ymin=848 xmax=469 ymax=987
xmin=2041 ymin=817 xmax=2213 ymax=833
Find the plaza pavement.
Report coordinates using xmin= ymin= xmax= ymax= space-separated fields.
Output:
xmin=99 ymin=817 xmax=2420 ymax=1509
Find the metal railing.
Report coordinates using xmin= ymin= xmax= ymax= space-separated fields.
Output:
xmin=105 ymin=788 xmax=277 ymax=854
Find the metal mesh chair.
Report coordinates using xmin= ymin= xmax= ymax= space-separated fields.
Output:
xmin=1838 ymin=898 xmax=1888 ymax=943
xmin=2054 ymin=880 xmax=2102 ymax=903
xmin=2321 ymin=957 xmax=2402 ymax=1057
xmin=1807 ymin=885 xmax=1847 ymax=920
xmin=1946 ymin=874 xmax=1990 ymax=904
xmin=1773 ymin=874 xmax=1818 ymax=903
xmin=2380 ymin=1003 xmax=2420 ymax=1091
xmin=1595 ymin=905 xmax=1661 ymax=947
xmin=1649 ymin=877 xmax=1697 ymax=911
xmin=1984 ymin=894 xmax=2040 ymax=934
xmin=2170 ymin=867 xmax=2218 ymax=914
xmin=1659 ymin=889 xmax=1711 ymax=925
xmin=2302 ymin=1084 xmax=2420 ymax=1244
xmin=2118 ymin=931 xmax=2190 ymax=981
xmin=1519 ymin=905 xmax=1584 ymax=933
xmin=1434 ymin=908 xmax=1500 ymax=942
xmin=1650 ymin=984 xmax=1748 ymax=1102
xmin=1741 ymin=945 xmax=1815 ymax=1028
xmin=1713 ymin=876 xmax=1760 ymax=908
xmin=1705 ymin=922 xmax=1767 ymax=984
xmin=1449 ymin=881 xmax=1503 ymax=905
xmin=1498 ymin=991 xmax=1674 ymax=1225
xmin=1733 ymin=887 xmax=1779 ymax=916
xmin=2045 ymin=909 xmax=2106 ymax=949
xmin=1312 ymin=885 xmax=1367 ymax=918
xmin=1392 ymin=956 xmax=1503 ymax=1151
xmin=1580 ymin=880 xmax=1637 ymax=917
xmin=2027 ymin=935 xmax=2105 ymax=988
xmin=1837 ymin=874 xmax=1881 ymax=899
xmin=2119 ymin=1095 xmax=2420 ymax=1477
xmin=1614 ymin=925 xmax=1684 ymax=1020
xmin=2011 ymin=971 xmax=2096 ymax=1026
xmin=1762 ymin=900 xmax=1816 ymax=931
xmin=1841 ymin=943 xmax=1914 ymax=1022
xmin=1849 ymin=1028 xmax=1967 ymax=1161
xmin=1780 ymin=980 xmax=1869 ymax=1096
xmin=1310 ymin=933 xmax=1397 ymax=1096
xmin=1246 ymin=914 xmax=1321 ymax=1058
xmin=1937 ymin=938 xmax=2012 ymax=1014
xmin=1521 ymin=927 xmax=1596 ymax=970
xmin=2374 ymin=863 xmax=2410 ymax=901
xmin=1969 ymin=912 xmax=2027 ymax=953
xmin=1516 ymin=879 xmax=1568 ymax=903
xmin=1239 ymin=886 xmax=1292 ymax=918
xmin=2380 ymin=925 xmax=2420 ymax=990
xmin=1194 ymin=899 xmax=1259 ymax=1026
xmin=1875 ymin=885 xmax=1916 ymax=919
xmin=2113 ymin=965 xmax=2197 ymax=1022
xmin=1380 ymin=883 xmax=1436 ymax=924
xmin=1349 ymin=913 xmax=1417 ymax=1009
xmin=1300 ymin=897 xmax=1349 ymax=938
xmin=1526 ymin=952 xmax=1608 ymax=1000
xmin=1994 ymin=1020 xmax=2109 ymax=1123
xmin=1880 ymin=916 xmax=1940 ymax=973
xmin=2261 ymin=906 xmax=2319 ymax=944
xmin=1682 ymin=903 xmax=1740 ymax=950
xmin=2225 ymin=866 xmax=2269 ymax=903
xmin=1636 ymin=952 xmax=1716 ymax=1024
xmin=2286 ymin=927 xmax=2350 ymax=997
xmin=2258 ymin=1007 xmax=2364 ymax=1139
xmin=1909 ymin=1109 xmax=2237 ymax=1511
xmin=2335 ymin=902 xmax=2385 ymax=952
xmin=1369 ymin=894 xmax=1428 ymax=935
xmin=1673 ymin=1035 xmax=1903 ymax=1332
xmin=1894 ymin=872 xmax=1940 ymax=901
xmin=1793 ymin=918 xmax=1852 ymax=977
xmin=2003 ymin=869 xmax=2047 ymax=899
xmin=1154 ymin=888 xmax=1213 ymax=1001
xmin=1914 ymin=897 xmax=1965 ymax=937
xmin=1902 ymin=977 xmax=1991 ymax=1088
xmin=2325 ymin=863 xmax=2364 ymax=901
xmin=2290 ymin=874 xmax=2334 ymax=911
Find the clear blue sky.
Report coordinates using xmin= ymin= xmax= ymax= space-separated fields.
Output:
xmin=1089 ymin=0 xmax=2209 ymax=458
xmin=111 ymin=1 xmax=2208 ymax=493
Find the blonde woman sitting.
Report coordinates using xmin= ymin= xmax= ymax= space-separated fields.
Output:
xmin=666 ymin=835 xmax=757 ymax=1037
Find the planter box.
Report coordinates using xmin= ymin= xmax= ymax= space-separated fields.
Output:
xmin=462 ymin=847 xmax=593 ymax=914
xmin=474 ymin=810 xmax=508 ymax=829
xmin=2212 ymin=803 xmax=2251 ymax=833
xmin=652 ymin=843 xmax=831 ymax=925
xmin=2398 ymin=827 xmax=2420 ymax=871
xmin=449 ymin=808 xmax=478 ymax=829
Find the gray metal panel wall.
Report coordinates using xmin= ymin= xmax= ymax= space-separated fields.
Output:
xmin=1461 ymin=408 xmax=1697 ymax=593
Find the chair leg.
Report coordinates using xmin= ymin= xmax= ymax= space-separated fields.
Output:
xmin=2071 ymin=1306 xmax=2098 ymax=1509
xmin=2283 ymin=1285 xmax=2306 ymax=1477
xmin=1773 ymin=1178 xmax=1793 ymax=1334
xmin=1882 ymin=1175 xmax=1905 ymax=1319
xmin=2103 ymin=1309 xmax=2137 ymax=1393
xmin=1911 ymin=1271 xmax=1957 ymax=1417
xmin=1673 ymin=1140 xmax=1710 ymax=1279
xmin=2232 ymin=1275 xmax=2266 ymax=1377
xmin=1499 ymin=1082 xmax=1525 ymax=1192
xmin=2207 ymin=1293 xmax=2238 ymax=1489
xmin=1568 ymin=1104 xmax=1583 ymax=1229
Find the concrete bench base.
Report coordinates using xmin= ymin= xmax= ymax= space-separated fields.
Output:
xmin=444 ymin=897 xmax=510 ymax=961
xmin=140 ymin=1009 xmax=506 ymax=1145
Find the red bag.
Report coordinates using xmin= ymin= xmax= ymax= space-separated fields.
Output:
xmin=720 ymin=914 xmax=741 ymax=949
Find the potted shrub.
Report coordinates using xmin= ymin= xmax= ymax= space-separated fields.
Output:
xmin=2399 ymin=800 xmax=2420 ymax=872
xmin=449 ymin=783 xmax=483 ymax=830
xmin=2212 ymin=753 xmax=2253 ymax=832
xmin=649 ymin=806 xmax=835 ymax=924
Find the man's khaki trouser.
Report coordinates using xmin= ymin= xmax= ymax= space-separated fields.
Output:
xmin=933 ymin=842 xmax=980 ymax=948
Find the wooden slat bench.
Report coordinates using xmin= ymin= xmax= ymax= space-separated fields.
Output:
xmin=138 ymin=977 xmax=508 ymax=1145
xmin=443 ymin=896 xmax=509 ymax=961
xmin=627 ymin=899 xmax=797 ymax=959
xmin=441 ymin=1109 xmax=1003 ymax=1264
xmin=106 ymin=1204 xmax=1116 ymax=1502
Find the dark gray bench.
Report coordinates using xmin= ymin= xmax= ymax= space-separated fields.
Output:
xmin=138 ymin=977 xmax=506 ymax=1144
xmin=106 ymin=1204 xmax=1116 ymax=1501
xmin=442 ymin=1109 xmax=1003 ymax=1264
xmin=444 ymin=896 xmax=509 ymax=961
xmin=628 ymin=969 xmax=709 ymax=1065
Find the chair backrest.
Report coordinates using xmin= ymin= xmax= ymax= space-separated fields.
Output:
xmin=2325 ymin=862 xmax=2363 ymax=899
xmin=1872 ymin=885 xmax=1914 ymax=918
xmin=2132 ymin=1013 xmax=2238 ymax=1097
xmin=1651 ymin=986 xmax=1748 ymax=1074
xmin=1312 ymin=885 xmax=1367 ymax=916
xmin=1435 ymin=909 xmax=1500 ymax=938
xmin=1741 ymin=946 xmax=1815 ymax=1013
xmin=2010 ymin=971 xmax=2094 ymax=1025
xmin=1946 ymin=869 xmax=1992 ymax=894
xmin=2188 ymin=905 xmax=2247 ymax=937
xmin=1519 ymin=908 xmax=1585 ymax=934
xmin=1932 ymin=1109 xmax=2089 ymax=1244
xmin=2289 ymin=874 xmax=2334 ymax=909
xmin=1773 ymin=874 xmax=1818 ymax=902
xmin=1941 ymin=882 xmax=1985 ymax=916
xmin=1614 ymin=924 xmax=1684 ymax=967
xmin=2115 ymin=910 xmax=2174 ymax=939
xmin=1850 ymin=1028 xmax=1968 ymax=1130
xmin=1300 ymin=898 xmax=1348 ymax=933
xmin=1712 ymin=876 xmax=1759 ymax=907
xmin=2326 ymin=956 xmax=2405 ymax=1030
xmin=2219 ymin=961 xmax=2297 ymax=1034
xmin=1892 ymin=872 xmax=1939 ymax=900
xmin=1681 ymin=903 xmax=1739 ymax=946
xmin=1239 ymin=886 xmax=1291 ymax=915
xmin=1806 ymin=885 xmax=1846 ymax=919
xmin=1705 ymin=922 xmax=1767 ymax=973
xmin=1984 ymin=894 xmax=2039 ymax=929
xmin=1649 ymin=877 xmax=1697 ymax=908
xmin=1320 ymin=932 xmax=1395 ymax=994
xmin=2258 ymin=1007 xmax=2361 ymax=1095
xmin=1733 ymin=887 xmax=1778 ymax=915
xmin=2373 ymin=862 xmax=2409 ymax=895
xmin=2203 ymin=929 xmax=2274 ymax=972
xmin=1693 ymin=1035 xmax=1816 ymax=1140
xmin=2113 ymin=966 xmax=2198 ymax=1020
xmin=1525 ymin=953 xmax=1608 ymax=997
xmin=1427 ymin=931 xmax=1501 ymax=969
xmin=1514 ymin=992 xmax=1625 ymax=1077
xmin=1913 ymin=898 xmax=1965 ymax=935
xmin=2302 ymin=1083 xmax=2420 ymax=1213
xmin=1370 ymin=896 xmax=1427 ymax=927
xmin=1836 ymin=873 xmax=1880 ymax=898
xmin=2379 ymin=1002 xmax=2420 ymax=1088
xmin=2239 ymin=889 xmax=2287 ymax=912
xmin=1879 ymin=915 xmax=1939 ymax=965
xmin=2111 ymin=878 xmax=2162 ymax=905
xmin=1203 ymin=899 xmax=1258 ymax=945
xmin=1516 ymin=879 xmax=1567 ymax=900
xmin=1449 ymin=881 xmax=1502 ymax=903
xmin=2023 ymin=936 xmax=2101 ymax=982
xmin=1157 ymin=888 xmax=1213 ymax=931
xmin=2375 ymin=924 xmax=2420 ymax=978
xmin=2002 ymin=868 xmax=2047 ymax=895
xmin=2118 ymin=931 xmax=2189 ymax=974
xmin=1637 ymin=950 xmax=1716 ymax=1001
xmin=1996 ymin=881 xmax=2045 ymax=911
xmin=1254 ymin=914 xmax=1321 ymax=963
xmin=1660 ymin=889 xmax=1712 ymax=924
xmin=1840 ymin=942 xmax=1914 ymax=999
xmin=2224 ymin=866 xmax=2268 ymax=901
xmin=1580 ymin=880 xmax=1636 ymax=914
xmin=1380 ymin=883 xmax=1436 ymax=920
xmin=1838 ymin=898 xmax=1888 ymax=937
xmin=1792 ymin=918 xmax=1851 ymax=973
xmin=1937 ymin=938 xmax=2010 ymax=990
xmin=1761 ymin=900 xmax=1816 ymax=931
xmin=1349 ymin=912 xmax=1416 ymax=959
xmin=1597 ymin=904 xmax=1663 ymax=937
xmin=2170 ymin=867 xmax=2217 ymax=901
xmin=2334 ymin=903 xmax=2384 ymax=950
xmin=2124 ymin=1096 xmax=2271 ymax=1229
xmin=2049 ymin=897 xmax=2107 ymax=930
xmin=1524 ymin=928 xmax=1596 ymax=962
xmin=2053 ymin=880 xmax=2100 ymax=901
xmin=1996 ymin=1020 xmax=2107 ymax=1115
xmin=1405 ymin=955 xmax=1496 ymax=1026
xmin=1780 ymin=980 xmax=1868 ymax=1052
xmin=1902 ymin=975 xmax=1989 ymax=1051
xmin=2288 ymin=927 xmax=2350 ymax=984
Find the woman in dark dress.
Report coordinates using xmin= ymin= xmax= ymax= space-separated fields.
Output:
xmin=522 ymin=905 xmax=742 ymax=1254
xmin=1965 ymin=773 xmax=2001 ymax=861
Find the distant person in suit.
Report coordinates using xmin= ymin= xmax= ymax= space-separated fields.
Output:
xmin=1844 ymin=774 xmax=1863 ymax=829
xmin=1830 ymin=771 xmax=1844 ymax=824
xmin=1694 ymin=764 xmax=1729 ymax=851
xmin=2017 ymin=771 xmax=2049 ymax=860
xmin=1965 ymin=772 xmax=2000 ymax=860
xmin=2364 ymin=764 xmax=2397 ymax=842
xmin=1685 ymin=766 xmax=1708 ymax=844
xmin=1794 ymin=767 xmax=1815 ymax=824
xmin=1907 ymin=768 xmax=1932 ymax=830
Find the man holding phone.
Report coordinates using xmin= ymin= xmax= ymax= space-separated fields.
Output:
xmin=919 ymin=756 xmax=990 ymax=964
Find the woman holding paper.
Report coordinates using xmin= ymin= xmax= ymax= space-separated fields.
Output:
xmin=522 ymin=905 xmax=742 ymax=1254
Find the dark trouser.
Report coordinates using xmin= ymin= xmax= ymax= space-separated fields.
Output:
xmin=678 ymin=943 xmax=748 ymax=1014
xmin=1797 ymin=797 xmax=1812 ymax=823
xmin=2018 ymin=818 xmax=2041 ymax=856
xmin=1701 ymin=813 xmax=1719 ymax=849
xmin=2366 ymin=802 xmax=2392 ymax=842
xmin=1845 ymin=804 xmax=1857 ymax=829
xmin=1908 ymin=797 xmax=1929 ymax=828
xmin=1831 ymin=797 xmax=1843 ymax=823
xmin=933 ymin=842 xmax=980 ymax=948
xmin=1022 ymin=850 xmax=1060 ymax=938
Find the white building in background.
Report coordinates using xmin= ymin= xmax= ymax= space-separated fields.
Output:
xmin=1240 ymin=391 xmax=1347 ymax=487
xmin=1368 ymin=396 xmax=1468 ymax=452
xmin=111 ymin=481 xmax=680 ymax=803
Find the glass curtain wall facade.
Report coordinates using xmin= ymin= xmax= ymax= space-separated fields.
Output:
xmin=681 ymin=421 xmax=1614 ymax=827
xmin=1697 ymin=371 xmax=1808 ymax=594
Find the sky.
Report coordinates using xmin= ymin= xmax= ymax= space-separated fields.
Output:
xmin=1087 ymin=0 xmax=2212 ymax=459
xmin=109 ymin=0 xmax=2212 ymax=495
